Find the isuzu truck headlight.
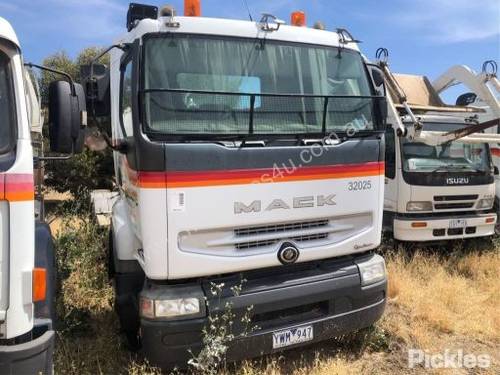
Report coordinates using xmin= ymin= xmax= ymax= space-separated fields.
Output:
xmin=140 ymin=297 xmax=201 ymax=319
xmin=477 ymin=198 xmax=494 ymax=209
xmin=356 ymin=254 xmax=386 ymax=286
xmin=406 ymin=201 xmax=432 ymax=212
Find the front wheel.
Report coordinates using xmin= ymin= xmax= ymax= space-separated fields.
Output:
xmin=494 ymin=218 xmax=500 ymax=236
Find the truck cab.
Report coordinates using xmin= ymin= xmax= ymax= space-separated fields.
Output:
xmin=0 ymin=17 xmax=54 ymax=374
xmin=381 ymin=64 xmax=499 ymax=241
xmin=90 ymin=3 xmax=389 ymax=369
xmin=384 ymin=114 xmax=496 ymax=241
xmin=0 ymin=17 xmax=86 ymax=374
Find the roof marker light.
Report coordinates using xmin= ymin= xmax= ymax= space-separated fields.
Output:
xmin=184 ymin=0 xmax=201 ymax=17
xmin=291 ymin=11 xmax=306 ymax=27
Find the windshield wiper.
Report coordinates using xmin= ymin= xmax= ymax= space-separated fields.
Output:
xmin=431 ymin=164 xmax=485 ymax=173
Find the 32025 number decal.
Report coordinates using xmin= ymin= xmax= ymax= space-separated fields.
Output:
xmin=348 ymin=180 xmax=372 ymax=191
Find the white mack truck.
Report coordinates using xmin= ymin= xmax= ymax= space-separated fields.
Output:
xmin=378 ymin=49 xmax=500 ymax=242
xmin=0 ymin=17 xmax=86 ymax=374
xmin=84 ymin=2 xmax=389 ymax=369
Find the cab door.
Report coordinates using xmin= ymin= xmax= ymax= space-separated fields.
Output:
xmin=384 ymin=127 xmax=398 ymax=211
xmin=0 ymin=46 xmax=17 ymax=325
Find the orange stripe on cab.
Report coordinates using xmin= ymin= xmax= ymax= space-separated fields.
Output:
xmin=0 ymin=173 xmax=35 ymax=202
xmin=129 ymin=161 xmax=384 ymax=189
xmin=491 ymin=148 xmax=500 ymax=157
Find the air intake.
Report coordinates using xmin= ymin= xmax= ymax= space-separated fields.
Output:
xmin=127 ymin=3 xmax=158 ymax=31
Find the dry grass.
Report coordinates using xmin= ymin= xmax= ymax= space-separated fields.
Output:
xmin=52 ymin=222 xmax=500 ymax=374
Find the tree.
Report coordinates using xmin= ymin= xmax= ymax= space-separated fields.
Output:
xmin=40 ymin=48 xmax=114 ymax=213
xmin=39 ymin=51 xmax=77 ymax=105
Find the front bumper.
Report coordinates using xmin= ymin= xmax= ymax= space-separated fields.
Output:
xmin=140 ymin=253 xmax=387 ymax=369
xmin=0 ymin=319 xmax=54 ymax=375
xmin=393 ymin=212 xmax=497 ymax=241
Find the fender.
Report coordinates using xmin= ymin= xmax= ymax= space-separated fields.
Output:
xmin=111 ymin=197 xmax=142 ymax=272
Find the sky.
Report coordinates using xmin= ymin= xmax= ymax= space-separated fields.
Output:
xmin=1 ymin=0 xmax=499 ymax=102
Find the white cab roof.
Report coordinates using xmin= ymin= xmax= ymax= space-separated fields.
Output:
xmin=0 ymin=17 xmax=19 ymax=48
xmin=118 ymin=16 xmax=358 ymax=52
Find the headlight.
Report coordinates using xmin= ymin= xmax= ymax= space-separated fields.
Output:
xmin=155 ymin=298 xmax=200 ymax=318
xmin=406 ymin=201 xmax=433 ymax=212
xmin=356 ymin=254 xmax=386 ymax=286
xmin=477 ymin=198 xmax=494 ymax=209
xmin=140 ymin=297 xmax=201 ymax=319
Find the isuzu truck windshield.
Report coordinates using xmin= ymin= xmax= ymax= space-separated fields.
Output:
xmin=402 ymin=123 xmax=490 ymax=174
xmin=0 ymin=50 xmax=14 ymax=154
xmin=142 ymin=34 xmax=381 ymax=136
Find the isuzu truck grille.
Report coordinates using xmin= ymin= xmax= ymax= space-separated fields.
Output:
xmin=433 ymin=195 xmax=478 ymax=211
xmin=434 ymin=195 xmax=478 ymax=201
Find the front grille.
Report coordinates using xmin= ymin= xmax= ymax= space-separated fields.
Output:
xmin=465 ymin=227 xmax=476 ymax=234
xmin=252 ymin=301 xmax=329 ymax=330
xmin=435 ymin=202 xmax=475 ymax=210
xmin=179 ymin=213 xmax=373 ymax=256
xmin=236 ymin=239 xmax=278 ymax=250
xmin=433 ymin=229 xmax=446 ymax=237
xmin=434 ymin=195 xmax=478 ymax=201
xmin=292 ymin=233 xmax=329 ymax=242
xmin=448 ymin=228 xmax=463 ymax=235
xmin=235 ymin=219 xmax=329 ymax=237
xmin=235 ymin=228 xmax=330 ymax=250
xmin=234 ymin=219 xmax=331 ymax=250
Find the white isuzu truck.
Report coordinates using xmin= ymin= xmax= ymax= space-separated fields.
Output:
xmin=84 ymin=2 xmax=389 ymax=369
xmin=378 ymin=50 xmax=499 ymax=242
xmin=0 ymin=17 xmax=85 ymax=374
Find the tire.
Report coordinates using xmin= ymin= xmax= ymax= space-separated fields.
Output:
xmin=110 ymin=227 xmax=144 ymax=351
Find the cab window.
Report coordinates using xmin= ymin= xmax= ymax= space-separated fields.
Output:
xmin=0 ymin=50 xmax=15 ymax=155
xmin=385 ymin=128 xmax=396 ymax=179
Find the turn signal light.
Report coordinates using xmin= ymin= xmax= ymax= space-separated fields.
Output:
xmin=485 ymin=217 xmax=495 ymax=223
xmin=184 ymin=0 xmax=201 ymax=17
xmin=411 ymin=222 xmax=427 ymax=228
xmin=291 ymin=11 xmax=306 ymax=27
xmin=32 ymin=268 xmax=47 ymax=302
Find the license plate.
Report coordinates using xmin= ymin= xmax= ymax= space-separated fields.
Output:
xmin=449 ymin=219 xmax=467 ymax=228
xmin=272 ymin=325 xmax=313 ymax=349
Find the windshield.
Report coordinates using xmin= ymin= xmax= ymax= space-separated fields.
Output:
xmin=0 ymin=50 xmax=14 ymax=153
xmin=402 ymin=123 xmax=489 ymax=173
xmin=142 ymin=34 xmax=380 ymax=136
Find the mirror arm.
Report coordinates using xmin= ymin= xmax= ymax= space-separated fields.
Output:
xmin=88 ymin=43 xmax=129 ymax=102
xmin=24 ymin=62 xmax=77 ymax=96
xmin=88 ymin=43 xmax=130 ymax=153
xmin=35 ymin=143 xmax=74 ymax=162
xmin=35 ymin=154 xmax=73 ymax=162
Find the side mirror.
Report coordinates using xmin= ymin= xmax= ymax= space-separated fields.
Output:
xmin=456 ymin=92 xmax=477 ymax=106
xmin=81 ymin=64 xmax=111 ymax=118
xmin=366 ymin=63 xmax=386 ymax=97
xmin=375 ymin=96 xmax=388 ymax=128
xmin=48 ymin=81 xmax=87 ymax=154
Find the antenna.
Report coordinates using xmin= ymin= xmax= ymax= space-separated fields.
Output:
xmin=242 ymin=0 xmax=253 ymax=21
